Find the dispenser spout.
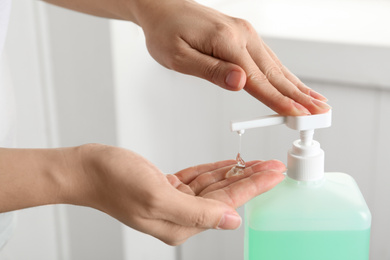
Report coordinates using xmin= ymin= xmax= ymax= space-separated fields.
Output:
xmin=230 ymin=110 xmax=332 ymax=181
xmin=231 ymin=110 xmax=332 ymax=132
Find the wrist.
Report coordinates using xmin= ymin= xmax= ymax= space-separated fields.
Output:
xmin=62 ymin=143 xmax=115 ymax=210
xmin=0 ymin=147 xmax=80 ymax=212
xmin=122 ymin=0 xmax=187 ymax=27
xmin=119 ymin=0 xmax=147 ymax=25
xmin=58 ymin=144 xmax=102 ymax=208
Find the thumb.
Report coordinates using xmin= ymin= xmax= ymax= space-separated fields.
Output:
xmin=171 ymin=47 xmax=246 ymax=91
xmin=163 ymin=191 xmax=242 ymax=230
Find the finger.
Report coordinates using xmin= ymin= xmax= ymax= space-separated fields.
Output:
xmin=262 ymin=43 xmax=328 ymax=102
xmin=199 ymin=160 xmax=286 ymax=196
xmin=262 ymin=42 xmax=310 ymax=95
xmin=225 ymin=47 xmax=310 ymax=116
xmin=166 ymin=174 xmax=195 ymax=195
xmin=176 ymin=33 xmax=311 ymax=115
xmin=203 ymin=170 xmax=285 ymax=208
xmin=169 ymin=40 xmax=246 ymax=91
xmin=175 ymin=160 xmax=236 ymax=184
xmin=160 ymin=190 xmax=241 ymax=230
xmin=209 ymin=20 xmax=313 ymax=115
xmin=247 ymin=39 xmax=330 ymax=114
xmin=188 ymin=160 xmax=261 ymax=195
xmin=281 ymin=66 xmax=328 ymax=102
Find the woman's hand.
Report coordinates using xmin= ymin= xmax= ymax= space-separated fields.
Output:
xmin=71 ymin=144 xmax=285 ymax=245
xmin=42 ymin=0 xmax=330 ymax=116
xmin=131 ymin=0 xmax=330 ymax=116
xmin=0 ymin=144 xmax=284 ymax=246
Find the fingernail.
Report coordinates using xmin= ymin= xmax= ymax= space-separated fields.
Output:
xmin=312 ymin=98 xmax=332 ymax=110
xmin=309 ymin=89 xmax=328 ymax=102
xmin=217 ymin=211 xmax=242 ymax=230
xmin=293 ymin=102 xmax=311 ymax=116
xmin=225 ymin=70 xmax=244 ymax=90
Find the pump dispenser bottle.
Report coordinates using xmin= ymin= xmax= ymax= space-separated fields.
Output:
xmin=231 ymin=111 xmax=371 ymax=260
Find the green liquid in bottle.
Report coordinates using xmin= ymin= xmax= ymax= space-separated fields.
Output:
xmin=244 ymin=172 xmax=371 ymax=260
xmin=246 ymin=228 xmax=370 ymax=260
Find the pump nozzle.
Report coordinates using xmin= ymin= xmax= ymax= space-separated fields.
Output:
xmin=230 ymin=110 xmax=332 ymax=181
xmin=231 ymin=110 xmax=332 ymax=133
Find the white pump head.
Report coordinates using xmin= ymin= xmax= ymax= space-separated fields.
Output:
xmin=230 ymin=110 xmax=332 ymax=181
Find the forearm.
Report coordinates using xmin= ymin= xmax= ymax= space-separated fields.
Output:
xmin=0 ymin=147 xmax=81 ymax=212
xmin=41 ymin=0 xmax=156 ymax=25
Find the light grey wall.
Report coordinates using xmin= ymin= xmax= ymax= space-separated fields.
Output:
xmin=1 ymin=1 xmax=60 ymax=259
xmin=44 ymin=4 xmax=123 ymax=260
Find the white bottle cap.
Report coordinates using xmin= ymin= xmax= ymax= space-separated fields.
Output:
xmin=230 ymin=110 xmax=332 ymax=181
xmin=287 ymin=139 xmax=324 ymax=181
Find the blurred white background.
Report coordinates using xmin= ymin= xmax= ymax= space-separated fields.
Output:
xmin=1 ymin=0 xmax=389 ymax=259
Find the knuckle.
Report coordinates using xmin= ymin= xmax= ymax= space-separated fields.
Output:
xmin=265 ymin=66 xmax=283 ymax=80
xmin=297 ymin=83 xmax=311 ymax=95
xmin=193 ymin=210 xmax=209 ymax=228
xmin=166 ymin=47 xmax=188 ymax=72
xmin=190 ymin=174 xmax=209 ymax=194
xmin=290 ymin=78 xmax=301 ymax=88
xmin=209 ymin=22 xmax=244 ymax=51
xmin=282 ymin=66 xmax=301 ymax=86
xmin=234 ymin=18 xmax=256 ymax=35
xmin=203 ymin=60 xmax=223 ymax=84
xmin=214 ymin=22 xmax=235 ymax=40
xmin=289 ymin=87 xmax=309 ymax=103
xmin=273 ymin=59 xmax=283 ymax=69
xmin=247 ymin=71 xmax=268 ymax=84
xmin=207 ymin=20 xmax=248 ymax=58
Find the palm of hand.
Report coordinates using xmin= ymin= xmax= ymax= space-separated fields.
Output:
xmin=167 ymin=159 xmax=285 ymax=209
xmin=83 ymin=145 xmax=285 ymax=246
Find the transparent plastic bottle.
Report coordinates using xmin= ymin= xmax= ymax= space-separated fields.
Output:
xmin=244 ymin=172 xmax=371 ymax=260
xmin=231 ymin=111 xmax=371 ymax=260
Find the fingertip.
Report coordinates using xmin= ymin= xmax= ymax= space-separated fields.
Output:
xmin=297 ymin=98 xmax=331 ymax=115
xmin=268 ymin=171 xmax=286 ymax=187
xmin=270 ymin=99 xmax=308 ymax=116
xmin=268 ymin=169 xmax=286 ymax=179
xmin=311 ymin=99 xmax=332 ymax=113
xmin=249 ymin=160 xmax=286 ymax=174
xmin=292 ymin=102 xmax=311 ymax=116
xmin=217 ymin=210 xmax=242 ymax=230
xmin=274 ymin=170 xmax=286 ymax=182
xmin=266 ymin=159 xmax=287 ymax=172
xmin=225 ymin=69 xmax=246 ymax=91
xmin=274 ymin=99 xmax=331 ymax=117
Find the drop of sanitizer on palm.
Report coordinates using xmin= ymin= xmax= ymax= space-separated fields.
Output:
xmin=226 ymin=130 xmax=246 ymax=178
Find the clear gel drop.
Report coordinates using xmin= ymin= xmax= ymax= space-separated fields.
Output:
xmin=226 ymin=131 xmax=246 ymax=178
